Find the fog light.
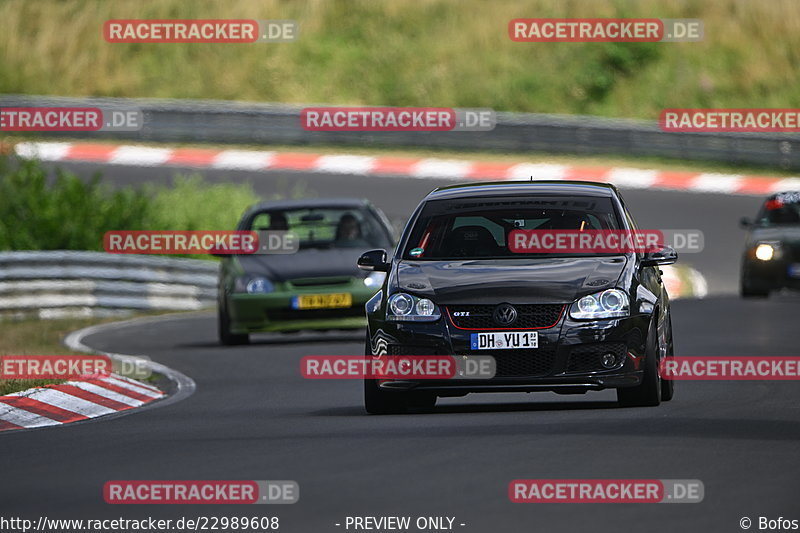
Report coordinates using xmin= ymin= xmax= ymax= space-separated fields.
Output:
xmin=601 ymin=353 xmax=618 ymax=369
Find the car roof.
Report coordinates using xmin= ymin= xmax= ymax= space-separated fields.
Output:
xmin=425 ymin=180 xmax=619 ymax=201
xmin=240 ymin=197 xmax=370 ymax=218
xmin=767 ymin=191 xmax=800 ymax=200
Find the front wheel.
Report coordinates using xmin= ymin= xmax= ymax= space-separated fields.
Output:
xmin=364 ymin=378 xmax=408 ymax=414
xmin=218 ymin=303 xmax=249 ymax=346
xmin=740 ymin=277 xmax=769 ymax=298
xmin=617 ymin=322 xmax=661 ymax=407
xmin=363 ymin=335 xmax=436 ymax=414
xmin=660 ymin=314 xmax=675 ymax=402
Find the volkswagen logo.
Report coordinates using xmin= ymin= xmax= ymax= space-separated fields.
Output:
xmin=493 ymin=303 xmax=518 ymax=326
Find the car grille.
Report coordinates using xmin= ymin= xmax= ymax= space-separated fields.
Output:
xmin=288 ymin=276 xmax=352 ymax=287
xmin=489 ymin=347 xmax=558 ymax=377
xmin=786 ymin=243 xmax=800 ymax=262
xmin=388 ymin=345 xmax=556 ymax=377
xmin=269 ymin=308 xmax=361 ymax=321
xmin=446 ymin=304 xmax=564 ymax=329
xmin=566 ymin=342 xmax=627 ymax=373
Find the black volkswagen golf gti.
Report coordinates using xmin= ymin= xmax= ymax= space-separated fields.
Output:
xmin=358 ymin=181 xmax=678 ymax=413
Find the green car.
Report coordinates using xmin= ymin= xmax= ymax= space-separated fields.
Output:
xmin=217 ymin=198 xmax=395 ymax=344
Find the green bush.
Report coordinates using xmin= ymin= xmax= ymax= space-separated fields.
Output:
xmin=0 ymin=156 xmax=261 ymax=258
xmin=0 ymin=157 xmax=151 ymax=251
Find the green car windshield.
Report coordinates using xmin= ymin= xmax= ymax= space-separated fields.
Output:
xmin=247 ymin=207 xmax=391 ymax=250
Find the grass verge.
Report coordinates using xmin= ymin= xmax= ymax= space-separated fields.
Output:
xmin=0 ymin=312 xmax=168 ymax=396
xmin=1 ymin=1 xmax=799 ymax=119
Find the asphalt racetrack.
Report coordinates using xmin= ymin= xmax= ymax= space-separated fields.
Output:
xmin=1 ymin=162 xmax=798 ymax=533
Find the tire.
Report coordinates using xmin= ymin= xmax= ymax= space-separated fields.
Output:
xmin=661 ymin=314 xmax=675 ymax=402
xmin=405 ymin=392 xmax=437 ymax=413
xmin=740 ymin=278 xmax=769 ymax=298
xmin=363 ymin=334 xmax=436 ymax=414
xmin=364 ymin=378 xmax=408 ymax=415
xmin=660 ymin=371 xmax=674 ymax=401
xmin=218 ymin=303 xmax=249 ymax=345
xmin=617 ymin=322 xmax=661 ymax=407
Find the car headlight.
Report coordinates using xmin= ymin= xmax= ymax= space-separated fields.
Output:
xmin=570 ymin=289 xmax=629 ymax=320
xmin=363 ymin=271 xmax=386 ymax=288
xmin=234 ymin=276 xmax=274 ymax=294
xmin=387 ymin=293 xmax=441 ymax=322
xmin=754 ymin=242 xmax=780 ymax=261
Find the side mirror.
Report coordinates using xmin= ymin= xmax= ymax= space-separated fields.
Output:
xmin=739 ymin=216 xmax=753 ymax=229
xmin=642 ymin=246 xmax=677 ymax=267
xmin=358 ymin=249 xmax=389 ymax=272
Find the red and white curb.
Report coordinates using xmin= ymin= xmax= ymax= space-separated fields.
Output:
xmin=14 ymin=141 xmax=800 ymax=196
xmin=0 ymin=314 xmax=197 ymax=433
xmin=0 ymin=374 xmax=163 ymax=432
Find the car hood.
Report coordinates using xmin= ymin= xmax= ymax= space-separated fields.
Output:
xmin=236 ymin=248 xmax=364 ymax=282
xmin=395 ymin=257 xmax=629 ymax=304
xmin=747 ymin=225 xmax=800 ymax=246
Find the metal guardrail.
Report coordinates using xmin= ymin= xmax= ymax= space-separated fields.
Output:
xmin=1 ymin=95 xmax=799 ymax=170
xmin=0 ymin=251 xmax=218 ymax=319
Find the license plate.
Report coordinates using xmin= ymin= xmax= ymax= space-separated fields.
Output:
xmin=789 ymin=264 xmax=800 ymax=278
xmin=292 ymin=293 xmax=352 ymax=310
xmin=470 ymin=331 xmax=538 ymax=350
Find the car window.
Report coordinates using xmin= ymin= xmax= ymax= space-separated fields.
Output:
xmin=403 ymin=196 xmax=622 ymax=260
xmin=247 ymin=207 xmax=392 ymax=250
xmin=757 ymin=192 xmax=800 ymax=225
xmin=452 ymin=216 xmax=506 ymax=245
xmin=450 ymin=213 xmax=607 ymax=248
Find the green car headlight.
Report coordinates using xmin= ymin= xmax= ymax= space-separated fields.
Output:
xmin=234 ymin=276 xmax=274 ymax=294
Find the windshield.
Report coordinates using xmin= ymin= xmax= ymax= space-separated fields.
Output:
xmin=246 ymin=206 xmax=392 ymax=250
xmin=756 ymin=192 xmax=800 ymax=226
xmin=402 ymin=196 xmax=624 ymax=260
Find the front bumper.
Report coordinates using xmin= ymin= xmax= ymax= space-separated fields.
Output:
xmin=742 ymin=257 xmax=800 ymax=291
xmin=227 ymin=285 xmax=376 ymax=333
xmin=367 ymin=311 xmax=651 ymax=394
